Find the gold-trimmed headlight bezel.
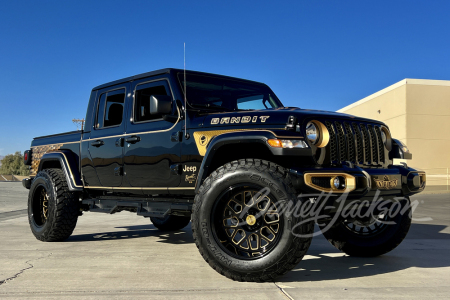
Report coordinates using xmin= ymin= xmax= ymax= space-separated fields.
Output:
xmin=306 ymin=120 xmax=329 ymax=148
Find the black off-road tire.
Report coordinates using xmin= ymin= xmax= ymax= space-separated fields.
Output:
xmin=150 ymin=215 xmax=191 ymax=231
xmin=192 ymin=159 xmax=314 ymax=282
xmin=28 ymin=168 xmax=79 ymax=242
xmin=319 ymin=197 xmax=412 ymax=257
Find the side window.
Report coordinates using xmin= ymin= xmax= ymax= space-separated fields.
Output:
xmin=96 ymin=89 xmax=125 ymax=129
xmin=134 ymin=81 xmax=170 ymax=123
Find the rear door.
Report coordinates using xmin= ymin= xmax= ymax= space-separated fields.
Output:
xmin=123 ymin=77 xmax=182 ymax=190
xmin=88 ymin=83 xmax=130 ymax=187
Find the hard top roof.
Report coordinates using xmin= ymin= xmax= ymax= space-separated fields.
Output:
xmin=92 ymin=68 xmax=267 ymax=91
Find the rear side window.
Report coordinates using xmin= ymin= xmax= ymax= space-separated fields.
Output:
xmin=96 ymin=89 xmax=125 ymax=128
xmin=134 ymin=81 xmax=170 ymax=123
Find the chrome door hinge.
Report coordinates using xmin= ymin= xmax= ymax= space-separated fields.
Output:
xmin=171 ymin=131 xmax=183 ymax=142
xmin=114 ymin=166 xmax=123 ymax=176
xmin=170 ymin=164 xmax=182 ymax=175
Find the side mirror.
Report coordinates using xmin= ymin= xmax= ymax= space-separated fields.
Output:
xmin=150 ymin=95 xmax=172 ymax=116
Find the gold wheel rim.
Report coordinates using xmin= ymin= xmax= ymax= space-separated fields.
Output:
xmin=220 ymin=189 xmax=282 ymax=258
xmin=40 ymin=189 xmax=49 ymax=222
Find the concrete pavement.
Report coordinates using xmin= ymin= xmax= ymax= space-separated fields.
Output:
xmin=0 ymin=182 xmax=449 ymax=299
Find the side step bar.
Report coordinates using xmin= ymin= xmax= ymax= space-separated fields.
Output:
xmin=81 ymin=199 xmax=192 ymax=218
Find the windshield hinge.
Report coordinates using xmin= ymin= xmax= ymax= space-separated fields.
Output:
xmin=285 ymin=115 xmax=300 ymax=132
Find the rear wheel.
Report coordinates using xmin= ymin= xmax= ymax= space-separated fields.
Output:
xmin=192 ymin=159 xmax=314 ymax=282
xmin=320 ymin=197 xmax=412 ymax=257
xmin=150 ymin=215 xmax=191 ymax=231
xmin=28 ymin=169 xmax=79 ymax=242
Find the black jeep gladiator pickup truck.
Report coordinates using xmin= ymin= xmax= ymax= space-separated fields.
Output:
xmin=23 ymin=69 xmax=426 ymax=281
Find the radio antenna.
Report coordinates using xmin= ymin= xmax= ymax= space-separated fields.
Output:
xmin=184 ymin=43 xmax=189 ymax=139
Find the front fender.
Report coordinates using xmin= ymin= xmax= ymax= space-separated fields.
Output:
xmin=194 ymin=130 xmax=311 ymax=192
xmin=38 ymin=151 xmax=83 ymax=191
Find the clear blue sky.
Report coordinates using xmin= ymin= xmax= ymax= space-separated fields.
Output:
xmin=1 ymin=0 xmax=449 ymax=155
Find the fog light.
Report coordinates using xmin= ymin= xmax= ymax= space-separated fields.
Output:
xmin=332 ymin=176 xmax=346 ymax=190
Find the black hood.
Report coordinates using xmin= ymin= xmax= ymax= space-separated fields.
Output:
xmin=189 ymin=107 xmax=385 ymax=129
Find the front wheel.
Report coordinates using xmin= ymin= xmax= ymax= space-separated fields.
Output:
xmin=192 ymin=159 xmax=314 ymax=282
xmin=319 ymin=197 xmax=412 ymax=257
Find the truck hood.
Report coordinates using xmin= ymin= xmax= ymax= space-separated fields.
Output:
xmin=190 ymin=107 xmax=385 ymax=129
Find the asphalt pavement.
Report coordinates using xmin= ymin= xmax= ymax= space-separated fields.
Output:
xmin=0 ymin=182 xmax=449 ymax=299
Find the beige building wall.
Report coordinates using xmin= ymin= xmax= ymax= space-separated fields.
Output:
xmin=338 ymin=79 xmax=450 ymax=187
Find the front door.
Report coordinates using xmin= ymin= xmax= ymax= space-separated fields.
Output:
xmin=88 ymin=83 xmax=130 ymax=187
xmin=123 ymin=78 xmax=181 ymax=188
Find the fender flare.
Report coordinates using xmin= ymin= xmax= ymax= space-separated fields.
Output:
xmin=194 ymin=130 xmax=310 ymax=193
xmin=391 ymin=139 xmax=412 ymax=160
xmin=38 ymin=151 xmax=83 ymax=191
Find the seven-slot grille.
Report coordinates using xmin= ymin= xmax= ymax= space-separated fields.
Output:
xmin=323 ymin=121 xmax=386 ymax=166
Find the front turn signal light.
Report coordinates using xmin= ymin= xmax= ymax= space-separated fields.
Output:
xmin=268 ymin=139 xmax=282 ymax=147
xmin=268 ymin=139 xmax=308 ymax=149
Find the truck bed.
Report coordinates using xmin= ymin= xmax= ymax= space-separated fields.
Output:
xmin=31 ymin=131 xmax=81 ymax=147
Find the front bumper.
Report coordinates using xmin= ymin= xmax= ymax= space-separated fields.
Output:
xmin=290 ymin=164 xmax=426 ymax=199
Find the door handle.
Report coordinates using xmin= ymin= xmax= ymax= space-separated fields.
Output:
xmin=91 ymin=140 xmax=104 ymax=147
xmin=125 ymin=136 xmax=141 ymax=144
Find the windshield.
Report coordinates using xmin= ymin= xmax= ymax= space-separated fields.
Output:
xmin=177 ymin=73 xmax=283 ymax=111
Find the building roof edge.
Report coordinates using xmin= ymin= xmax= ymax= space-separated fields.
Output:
xmin=338 ymin=78 xmax=450 ymax=112
xmin=337 ymin=79 xmax=407 ymax=112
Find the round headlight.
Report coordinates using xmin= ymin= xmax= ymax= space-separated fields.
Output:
xmin=306 ymin=122 xmax=318 ymax=144
xmin=305 ymin=120 xmax=329 ymax=148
